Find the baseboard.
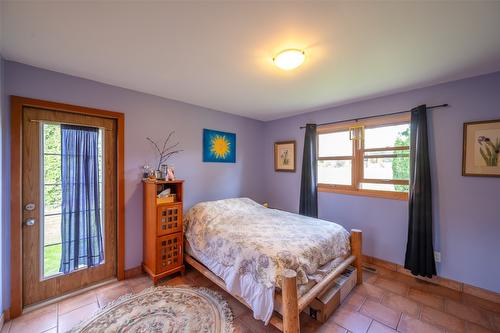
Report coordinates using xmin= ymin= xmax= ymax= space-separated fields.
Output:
xmin=1 ymin=309 xmax=10 ymax=329
xmin=362 ymin=255 xmax=500 ymax=304
xmin=124 ymin=265 xmax=144 ymax=279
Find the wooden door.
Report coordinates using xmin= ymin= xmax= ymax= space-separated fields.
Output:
xmin=22 ymin=106 xmax=117 ymax=306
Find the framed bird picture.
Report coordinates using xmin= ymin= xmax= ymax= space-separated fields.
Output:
xmin=203 ymin=129 xmax=236 ymax=163
xmin=463 ymin=119 xmax=500 ymax=177
xmin=274 ymin=141 xmax=296 ymax=172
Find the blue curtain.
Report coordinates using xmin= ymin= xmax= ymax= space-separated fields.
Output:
xmin=404 ymin=105 xmax=436 ymax=278
xmin=299 ymin=124 xmax=318 ymax=217
xmin=60 ymin=125 xmax=104 ymax=274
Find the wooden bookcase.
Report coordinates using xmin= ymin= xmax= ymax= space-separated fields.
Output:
xmin=142 ymin=179 xmax=185 ymax=283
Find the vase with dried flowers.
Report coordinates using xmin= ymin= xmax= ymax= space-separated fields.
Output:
xmin=146 ymin=131 xmax=183 ymax=179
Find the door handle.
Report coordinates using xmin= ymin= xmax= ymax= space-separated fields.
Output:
xmin=24 ymin=218 xmax=36 ymax=226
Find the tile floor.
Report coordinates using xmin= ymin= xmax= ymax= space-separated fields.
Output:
xmin=2 ymin=265 xmax=499 ymax=333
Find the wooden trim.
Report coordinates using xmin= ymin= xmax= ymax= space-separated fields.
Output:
xmin=364 ymin=146 xmax=409 ymax=152
xmin=361 ymin=178 xmax=409 ymax=185
xmin=318 ymin=184 xmax=408 ymax=200
xmin=124 ymin=266 xmax=144 ymax=279
xmin=317 ymin=113 xmax=411 ymax=201
xmin=274 ymin=140 xmax=296 ymax=172
xmin=363 ymin=255 xmax=500 ymax=304
xmin=10 ymin=97 xmax=23 ymax=318
xmin=117 ymin=114 xmax=126 ymax=280
xmin=318 ymin=112 xmax=410 ymax=134
xmin=9 ymin=96 xmax=126 ymax=318
xmin=363 ymin=154 xmax=409 ymax=159
xmin=318 ymin=156 xmax=353 ymax=161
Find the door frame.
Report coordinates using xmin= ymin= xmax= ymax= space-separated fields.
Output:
xmin=9 ymin=96 xmax=126 ymax=318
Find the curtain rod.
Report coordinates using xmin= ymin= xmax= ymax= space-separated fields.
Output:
xmin=299 ymin=103 xmax=449 ymax=129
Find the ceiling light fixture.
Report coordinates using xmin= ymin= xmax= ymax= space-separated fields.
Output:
xmin=273 ymin=49 xmax=305 ymax=70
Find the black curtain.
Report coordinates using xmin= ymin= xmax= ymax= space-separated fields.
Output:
xmin=299 ymin=124 xmax=318 ymax=217
xmin=404 ymin=105 xmax=436 ymax=278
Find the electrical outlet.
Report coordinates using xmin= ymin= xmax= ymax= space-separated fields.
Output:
xmin=434 ymin=251 xmax=441 ymax=263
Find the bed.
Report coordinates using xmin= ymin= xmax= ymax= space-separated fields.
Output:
xmin=183 ymin=198 xmax=362 ymax=333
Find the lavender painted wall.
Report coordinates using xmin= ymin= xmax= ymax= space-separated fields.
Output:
xmin=263 ymin=71 xmax=500 ymax=293
xmin=1 ymin=61 xmax=265 ymax=308
xmin=0 ymin=57 xmax=5 ymax=312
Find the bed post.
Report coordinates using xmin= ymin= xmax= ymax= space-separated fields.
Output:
xmin=351 ymin=229 xmax=363 ymax=285
xmin=282 ymin=269 xmax=300 ymax=333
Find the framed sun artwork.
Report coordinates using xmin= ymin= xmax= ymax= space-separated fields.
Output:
xmin=463 ymin=119 xmax=500 ymax=177
xmin=274 ymin=141 xmax=296 ymax=172
xmin=203 ymin=129 xmax=236 ymax=163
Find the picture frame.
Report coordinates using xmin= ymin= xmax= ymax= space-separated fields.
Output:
xmin=462 ymin=119 xmax=500 ymax=177
xmin=274 ymin=141 xmax=296 ymax=172
xmin=203 ymin=128 xmax=236 ymax=163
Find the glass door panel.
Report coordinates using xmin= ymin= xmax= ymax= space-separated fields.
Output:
xmin=41 ymin=123 xmax=105 ymax=279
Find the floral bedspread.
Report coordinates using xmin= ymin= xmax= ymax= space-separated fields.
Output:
xmin=184 ymin=198 xmax=351 ymax=289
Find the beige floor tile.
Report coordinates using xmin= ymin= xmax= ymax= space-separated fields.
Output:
xmin=462 ymin=293 xmax=500 ymax=315
xmin=424 ymin=283 xmax=462 ymax=302
xmin=355 ymin=283 xmax=387 ymax=302
xmin=407 ymin=288 xmax=444 ymax=310
xmin=341 ymin=291 xmax=368 ymax=311
xmin=236 ymin=312 xmax=280 ymax=333
xmin=57 ymin=291 xmax=98 ymax=315
xmin=382 ymin=292 xmax=420 ymax=317
xmin=1 ymin=320 xmax=12 ymax=333
xmin=58 ymin=302 xmax=99 ymax=333
xmin=360 ymin=299 xmax=401 ymax=329
xmin=444 ymin=298 xmax=492 ymax=329
xmin=363 ymin=270 xmax=379 ymax=284
xmin=466 ymin=321 xmax=496 ymax=333
xmin=232 ymin=317 xmax=253 ymax=333
xmin=397 ymin=313 xmax=444 ymax=333
xmin=420 ymin=306 xmax=465 ymax=333
xmin=489 ymin=312 xmax=500 ymax=331
xmin=41 ymin=328 xmax=57 ymax=333
xmin=314 ymin=320 xmax=347 ymax=333
xmin=9 ymin=304 xmax=57 ymax=333
xmin=374 ymin=277 xmax=408 ymax=296
xmin=332 ymin=307 xmax=372 ymax=333
xmin=217 ymin=290 xmax=250 ymax=318
xmin=95 ymin=284 xmax=132 ymax=307
xmin=367 ymin=320 xmax=398 ymax=333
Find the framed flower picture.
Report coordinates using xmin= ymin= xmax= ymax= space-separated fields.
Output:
xmin=274 ymin=141 xmax=296 ymax=172
xmin=462 ymin=119 xmax=500 ymax=177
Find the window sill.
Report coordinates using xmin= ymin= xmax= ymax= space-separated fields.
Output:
xmin=318 ymin=184 xmax=408 ymax=201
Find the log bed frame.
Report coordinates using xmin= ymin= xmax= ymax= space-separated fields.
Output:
xmin=184 ymin=229 xmax=363 ymax=333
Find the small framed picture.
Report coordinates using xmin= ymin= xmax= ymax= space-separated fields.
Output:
xmin=463 ymin=119 xmax=500 ymax=177
xmin=274 ymin=141 xmax=296 ymax=172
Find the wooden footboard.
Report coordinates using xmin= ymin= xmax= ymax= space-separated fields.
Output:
xmin=185 ymin=229 xmax=363 ymax=333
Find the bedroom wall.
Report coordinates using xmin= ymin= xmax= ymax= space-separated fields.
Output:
xmin=1 ymin=61 xmax=265 ymax=308
xmin=263 ymin=71 xmax=500 ymax=293
xmin=0 ymin=57 xmax=4 ymax=314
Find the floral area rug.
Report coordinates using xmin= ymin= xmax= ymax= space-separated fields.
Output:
xmin=70 ymin=286 xmax=234 ymax=333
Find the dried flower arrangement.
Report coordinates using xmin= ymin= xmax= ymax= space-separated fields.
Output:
xmin=146 ymin=131 xmax=183 ymax=172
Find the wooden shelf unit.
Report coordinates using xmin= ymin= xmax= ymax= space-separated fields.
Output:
xmin=142 ymin=179 xmax=185 ymax=283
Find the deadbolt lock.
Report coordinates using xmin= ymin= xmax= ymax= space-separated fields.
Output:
xmin=25 ymin=203 xmax=36 ymax=211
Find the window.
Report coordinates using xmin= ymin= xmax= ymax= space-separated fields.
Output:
xmin=317 ymin=113 xmax=410 ymax=200
xmin=41 ymin=123 xmax=104 ymax=278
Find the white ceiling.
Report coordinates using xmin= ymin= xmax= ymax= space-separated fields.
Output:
xmin=2 ymin=1 xmax=500 ymax=121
